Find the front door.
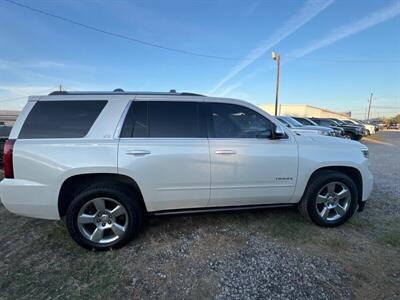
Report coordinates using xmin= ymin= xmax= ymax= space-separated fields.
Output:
xmin=206 ymin=102 xmax=298 ymax=207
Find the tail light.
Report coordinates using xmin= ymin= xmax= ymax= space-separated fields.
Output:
xmin=3 ymin=139 xmax=15 ymax=179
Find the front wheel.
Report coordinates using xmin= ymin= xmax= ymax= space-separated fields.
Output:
xmin=343 ymin=132 xmax=354 ymax=140
xmin=66 ymin=184 xmax=143 ymax=250
xmin=299 ymin=170 xmax=358 ymax=227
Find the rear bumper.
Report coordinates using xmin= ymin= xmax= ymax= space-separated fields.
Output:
xmin=0 ymin=179 xmax=59 ymax=220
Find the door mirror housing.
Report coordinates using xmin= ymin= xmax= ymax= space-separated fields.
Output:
xmin=256 ymin=129 xmax=273 ymax=139
xmin=273 ymin=124 xmax=286 ymax=139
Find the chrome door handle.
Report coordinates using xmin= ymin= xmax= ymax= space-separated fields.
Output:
xmin=126 ymin=150 xmax=151 ymax=156
xmin=215 ymin=149 xmax=236 ymax=155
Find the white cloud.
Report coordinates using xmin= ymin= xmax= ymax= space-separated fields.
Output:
xmin=208 ymin=0 xmax=335 ymax=94
xmin=0 ymin=59 xmax=88 ymax=70
xmin=287 ymin=1 xmax=400 ymax=59
xmin=245 ymin=0 xmax=262 ymax=17
xmin=216 ymin=73 xmax=256 ymax=97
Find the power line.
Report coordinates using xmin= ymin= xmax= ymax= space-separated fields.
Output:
xmin=0 ymin=95 xmax=28 ymax=102
xmin=3 ymin=0 xmax=256 ymax=61
xmin=0 ymin=86 xmax=59 ymax=103
xmin=372 ymin=106 xmax=400 ymax=109
xmin=4 ymin=0 xmax=400 ymax=64
xmin=284 ymin=56 xmax=400 ymax=64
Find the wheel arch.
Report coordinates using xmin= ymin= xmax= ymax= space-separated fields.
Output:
xmin=58 ymin=173 xmax=147 ymax=218
xmin=305 ymin=166 xmax=363 ymax=204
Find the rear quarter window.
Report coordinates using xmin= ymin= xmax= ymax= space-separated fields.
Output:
xmin=18 ymin=100 xmax=107 ymax=139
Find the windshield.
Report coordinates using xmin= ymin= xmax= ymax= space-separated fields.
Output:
xmin=281 ymin=117 xmax=303 ymax=127
xmin=276 ymin=117 xmax=290 ymax=127
xmin=294 ymin=117 xmax=316 ymax=126
xmin=332 ymin=119 xmax=345 ymax=126
xmin=303 ymin=118 xmax=318 ymax=126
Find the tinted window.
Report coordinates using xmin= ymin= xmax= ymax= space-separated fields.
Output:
xmin=19 ymin=101 xmax=107 ymax=139
xmin=295 ymin=118 xmax=314 ymax=126
xmin=120 ymin=101 xmax=148 ymax=138
xmin=208 ymin=103 xmax=272 ymax=138
xmin=121 ymin=101 xmax=203 ymax=138
xmin=319 ymin=119 xmax=334 ymax=127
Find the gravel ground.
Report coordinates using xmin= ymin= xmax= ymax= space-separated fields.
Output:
xmin=363 ymin=130 xmax=400 ymax=200
xmin=0 ymin=131 xmax=399 ymax=299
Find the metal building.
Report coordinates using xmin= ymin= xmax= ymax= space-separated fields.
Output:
xmin=258 ymin=104 xmax=350 ymax=119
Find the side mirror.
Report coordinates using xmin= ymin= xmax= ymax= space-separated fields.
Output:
xmin=273 ymin=124 xmax=286 ymax=139
xmin=257 ymin=129 xmax=273 ymax=139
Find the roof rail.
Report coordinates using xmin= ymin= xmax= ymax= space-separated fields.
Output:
xmin=48 ymin=91 xmax=68 ymax=95
xmin=47 ymin=90 xmax=205 ymax=97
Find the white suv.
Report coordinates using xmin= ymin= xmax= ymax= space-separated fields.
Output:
xmin=0 ymin=90 xmax=373 ymax=250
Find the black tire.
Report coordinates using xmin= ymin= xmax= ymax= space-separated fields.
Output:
xmin=299 ymin=170 xmax=358 ymax=227
xmin=366 ymin=129 xmax=370 ymax=135
xmin=66 ymin=184 xmax=143 ymax=250
xmin=344 ymin=131 xmax=355 ymax=140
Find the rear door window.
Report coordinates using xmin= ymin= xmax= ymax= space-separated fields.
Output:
xmin=19 ymin=100 xmax=107 ymax=139
xmin=120 ymin=101 xmax=148 ymax=138
xmin=120 ymin=101 xmax=205 ymax=138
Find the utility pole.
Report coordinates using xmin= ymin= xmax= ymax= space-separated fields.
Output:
xmin=272 ymin=51 xmax=280 ymax=116
xmin=367 ymin=92 xmax=373 ymax=120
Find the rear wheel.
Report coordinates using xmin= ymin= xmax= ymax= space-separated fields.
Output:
xmin=66 ymin=184 xmax=143 ymax=250
xmin=343 ymin=132 xmax=355 ymax=140
xmin=299 ymin=170 xmax=358 ymax=227
xmin=354 ymin=135 xmax=362 ymax=141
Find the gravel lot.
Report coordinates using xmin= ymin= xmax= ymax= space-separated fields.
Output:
xmin=0 ymin=131 xmax=399 ymax=299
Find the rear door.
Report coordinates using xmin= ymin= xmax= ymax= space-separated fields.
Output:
xmin=118 ymin=99 xmax=210 ymax=212
xmin=206 ymin=102 xmax=298 ymax=207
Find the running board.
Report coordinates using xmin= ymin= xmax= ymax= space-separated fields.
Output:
xmin=150 ymin=203 xmax=295 ymax=217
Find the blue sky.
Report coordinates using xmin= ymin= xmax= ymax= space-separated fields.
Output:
xmin=0 ymin=0 xmax=399 ymax=118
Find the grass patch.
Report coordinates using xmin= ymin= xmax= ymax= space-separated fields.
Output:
xmin=378 ymin=229 xmax=400 ymax=248
xmin=258 ymin=209 xmax=315 ymax=242
xmin=348 ymin=216 xmax=374 ymax=229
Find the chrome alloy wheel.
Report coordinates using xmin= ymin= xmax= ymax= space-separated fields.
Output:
xmin=315 ymin=182 xmax=351 ymax=221
xmin=77 ymin=197 xmax=129 ymax=244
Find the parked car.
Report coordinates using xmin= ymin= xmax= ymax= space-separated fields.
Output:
xmin=364 ymin=120 xmax=379 ymax=132
xmin=377 ymin=122 xmax=386 ymax=130
xmin=0 ymin=90 xmax=373 ymax=250
xmin=343 ymin=120 xmax=375 ymax=135
xmin=359 ymin=120 xmax=379 ymax=133
xmin=0 ymin=125 xmax=12 ymax=165
xmin=311 ymin=118 xmax=364 ymax=141
xmin=292 ymin=117 xmax=344 ymax=137
xmin=388 ymin=123 xmax=399 ymax=129
xmin=276 ymin=116 xmax=335 ymax=136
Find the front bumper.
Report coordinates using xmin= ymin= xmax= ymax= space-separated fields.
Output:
xmin=359 ymin=156 xmax=374 ymax=205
